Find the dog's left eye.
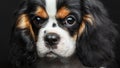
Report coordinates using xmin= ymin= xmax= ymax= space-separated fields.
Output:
xmin=64 ymin=15 xmax=76 ymax=26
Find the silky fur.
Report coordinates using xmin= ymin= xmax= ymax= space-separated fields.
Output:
xmin=10 ymin=0 xmax=118 ymax=68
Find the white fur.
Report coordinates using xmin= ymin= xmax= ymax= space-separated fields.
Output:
xmin=45 ymin=0 xmax=57 ymax=17
xmin=36 ymin=0 xmax=76 ymax=58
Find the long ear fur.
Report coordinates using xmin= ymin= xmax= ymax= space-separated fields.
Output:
xmin=77 ymin=0 xmax=118 ymax=67
xmin=9 ymin=1 xmax=37 ymax=67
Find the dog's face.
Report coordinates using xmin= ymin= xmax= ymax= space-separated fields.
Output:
xmin=36 ymin=0 xmax=81 ymax=58
xmin=11 ymin=0 xmax=117 ymax=67
xmin=17 ymin=0 xmax=83 ymax=58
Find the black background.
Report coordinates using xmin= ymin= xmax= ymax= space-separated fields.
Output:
xmin=0 ymin=0 xmax=120 ymax=67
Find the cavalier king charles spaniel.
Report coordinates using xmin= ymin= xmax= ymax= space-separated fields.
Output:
xmin=10 ymin=0 xmax=119 ymax=68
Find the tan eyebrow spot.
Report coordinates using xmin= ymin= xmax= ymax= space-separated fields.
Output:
xmin=56 ymin=7 xmax=70 ymax=19
xmin=35 ymin=7 xmax=48 ymax=18
xmin=16 ymin=14 xmax=35 ymax=41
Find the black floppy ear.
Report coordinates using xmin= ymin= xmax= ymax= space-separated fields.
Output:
xmin=9 ymin=1 xmax=37 ymax=67
xmin=76 ymin=0 xmax=118 ymax=67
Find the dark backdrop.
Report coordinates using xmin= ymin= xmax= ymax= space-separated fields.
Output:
xmin=0 ymin=0 xmax=120 ymax=67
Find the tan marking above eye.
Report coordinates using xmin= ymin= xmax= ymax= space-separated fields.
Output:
xmin=56 ymin=7 xmax=70 ymax=19
xmin=16 ymin=14 xmax=36 ymax=41
xmin=35 ymin=7 xmax=48 ymax=18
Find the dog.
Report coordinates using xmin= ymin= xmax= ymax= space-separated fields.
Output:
xmin=10 ymin=0 xmax=119 ymax=68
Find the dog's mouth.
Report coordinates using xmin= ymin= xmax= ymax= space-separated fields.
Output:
xmin=45 ymin=51 xmax=58 ymax=58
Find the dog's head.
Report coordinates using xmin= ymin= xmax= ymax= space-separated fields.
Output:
xmin=10 ymin=0 xmax=117 ymax=67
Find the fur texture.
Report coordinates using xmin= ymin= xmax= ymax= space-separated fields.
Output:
xmin=10 ymin=0 xmax=118 ymax=68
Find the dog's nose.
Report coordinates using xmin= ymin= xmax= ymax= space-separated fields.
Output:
xmin=44 ymin=33 xmax=60 ymax=46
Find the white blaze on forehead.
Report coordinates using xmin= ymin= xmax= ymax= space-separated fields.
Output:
xmin=45 ymin=0 xmax=57 ymax=17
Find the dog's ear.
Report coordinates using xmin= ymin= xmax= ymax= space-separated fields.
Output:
xmin=76 ymin=0 xmax=118 ymax=67
xmin=9 ymin=1 xmax=37 ymax=67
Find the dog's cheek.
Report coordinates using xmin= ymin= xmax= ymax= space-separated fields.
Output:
xmin=52 ymin=29 xmax=76 ymax=57
xmin=36 ymin=28 xmax=50 ymax=57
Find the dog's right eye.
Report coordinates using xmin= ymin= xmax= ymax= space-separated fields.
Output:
xmin=32 ymin=16 xmax=47 ymax=28
xmin=32 ymin=16 xmax=42 ymax=24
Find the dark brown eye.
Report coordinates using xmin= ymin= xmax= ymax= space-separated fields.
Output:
xmin=64 ymin=15 xmax=76 ymax=26
xmin=32 ymin=16 xmax=42 ymax=25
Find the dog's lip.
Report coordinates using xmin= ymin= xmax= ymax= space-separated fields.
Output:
xmin=45 ymin=51 xmax=55 ymax=56
xmin=46 ymin=51 xmax=54 ymax=54
xmin=46 ymin=51 xmax=58 ymax=55
xmin=45 ymin=51 xmax=58 ymax=58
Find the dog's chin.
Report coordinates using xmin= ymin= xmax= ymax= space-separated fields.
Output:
xmin=45 ymin=51 xmax=58 ymax=58
xmin=41 ymin=52 xmax=63 ymax=63
xmin=41 ymin=51 xmax=76 ymax=64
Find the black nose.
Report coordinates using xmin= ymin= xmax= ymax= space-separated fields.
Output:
xmin=44 ymin=33 xmax=60 ymax=46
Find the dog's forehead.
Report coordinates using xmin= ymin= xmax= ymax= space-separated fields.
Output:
xmin=45 ymin=0 xmax=57 ymax=17
xmin=29 ymin=0 xmax=81 ymax=9
xmin=29 ymin=0 xmax=80 ymax=6
xmin=30 ymin=0 xmax=80 ymax=19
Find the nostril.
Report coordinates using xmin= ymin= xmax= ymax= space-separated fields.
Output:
xmin=44 ymin=33 xmax=60 ymax=46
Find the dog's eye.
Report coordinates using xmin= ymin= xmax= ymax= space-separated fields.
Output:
xmin=64 ymin=15 xmax=76 ymax=26
xmin=32 ymin=16 xmax=42 ymax=24
xmin=32 ymin=16 xmax=45 ymax=27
